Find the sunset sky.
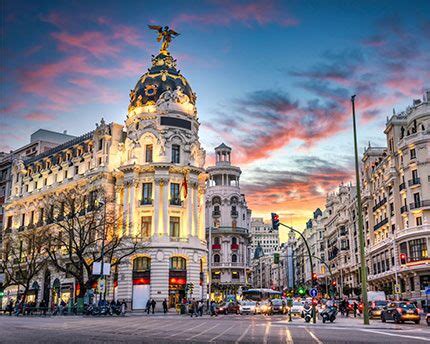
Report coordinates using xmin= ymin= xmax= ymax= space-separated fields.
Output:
xmin=1 ymin=0 xmax=429 ymax=242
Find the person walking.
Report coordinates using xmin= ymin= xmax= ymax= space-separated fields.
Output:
xmin=151 ymin=299 xmax=156 ymax=314
xmin=189 ymin=299 xmax=195 ymax=317
xmin=162 ymin=299 xmax=168 ymax=314
xmin=210 ymin=301 xmax=217 ymax=317
xmin=198 ymin=300 xmax=203 ymax=317
xmin=353 ymin=301 xmax=358 ymax=318
xmin=146 ymin=299 xmax=151 ymax=315
xmin=120 ymin=299 xmax=127 ymax=316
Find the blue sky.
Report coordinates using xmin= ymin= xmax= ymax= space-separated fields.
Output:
xmin=1 ymin=0 xmax=429 ymax=239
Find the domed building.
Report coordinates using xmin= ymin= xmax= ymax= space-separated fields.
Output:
xmin=206 ymin=144 xmax=252 ymax=301
xmin=3 ymin=29 xmax=207 ymax=310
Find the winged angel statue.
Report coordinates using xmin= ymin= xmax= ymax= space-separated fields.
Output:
xmin=148 ymin=25 xmax=180 ymax=51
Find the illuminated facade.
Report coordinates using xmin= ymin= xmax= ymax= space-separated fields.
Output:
xmin=206 ymin=144 xmax=252 ymax=299
xmin=2 ymin=42 xmax=208 ymax=310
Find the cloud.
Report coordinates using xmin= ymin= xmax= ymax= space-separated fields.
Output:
xmin=173 ymin=0 xmax=298 ymax=28
xmin=23 ymin=112 xmax=56 ymax=121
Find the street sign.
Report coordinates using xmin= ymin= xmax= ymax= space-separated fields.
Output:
xmin=309 ymin=288 xmax=318 ymax=298
xmin=93 ymin=262 xmax=111 ymax=276
xmin=98 ymin=278 xmax=105 ymax=294
xmin=425 ymin=287 xmax=430 ymax=295
xmin=394 ymin=284 xmax=401 ymax=294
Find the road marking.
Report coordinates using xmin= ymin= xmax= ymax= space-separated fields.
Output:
xmin=360 ymin=329 xmax=430 ymax=342
xmin=263 ymin=322 xmax=270 ymax=344
xmin=169 ymin=320 xmax=207 ymax=337
xmin=209 ymin=324 xmax=235 ymax=342
xmin=235 ymin=324 xmax=251 ymax=344
xmin=186 ymin=323 xmax=220 ymax=340
xmin=285 ymin=327 xmax=294 ymax=344
xmin=305 ymin=328 xmax=323 ymax=344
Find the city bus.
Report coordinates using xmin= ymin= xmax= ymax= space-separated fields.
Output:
xmin=242 ymin=289 xmax=282 ymax=302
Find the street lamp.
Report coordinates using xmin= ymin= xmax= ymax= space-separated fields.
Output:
xmin=95 ymin=198 xmax=107 ymax=301
xmin=351 ymin=95 xmax=370 ymax=325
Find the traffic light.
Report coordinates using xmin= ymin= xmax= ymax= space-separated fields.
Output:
xmin=274 ymin=253 xmax=280 ymax=264
xmin=271 ymin=213 xmax=280 ymax=231
xmin=312 ymin=273 xmax=318 ymax=286
xmin=331 ymin=280 xmax=337 ymax=287
xmin=298 ymin=287 xmax=306 ymax=296
xmin=0 ymin=288 xmax=4 ymax=298
xmin=400 ymin=253 xmax=407 ymax=265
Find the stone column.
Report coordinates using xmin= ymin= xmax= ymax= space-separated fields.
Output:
xmin=123 ymin=184 xmax=129 ymax=235
xmin=187 ymin=183 xmax=192 ymax=237
xmin=129 ymin=181 xmax=136 ymax=236
xmin=116 ymin=261 xmax=133 ymax=309
xmin=162 ymin=179 xmax=169 ymax=237
xmin=193 ymin=184 xmax=198 ymax=237
xmin=198 ymin=184 xmax=206 ymax=240
xmin=153 ymin=179 xmax=161 ymax=237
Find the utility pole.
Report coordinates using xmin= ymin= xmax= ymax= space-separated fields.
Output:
xmin=208 ymin=227 xmax=212 ymax=302
xmin=351 ymin=95 xmax=369 ymax=325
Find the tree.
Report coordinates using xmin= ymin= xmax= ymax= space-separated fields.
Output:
xmin=43 ymin=187 xmax=137 ymax=308
xmin=1 ymin=227 xmax=48 ymax=304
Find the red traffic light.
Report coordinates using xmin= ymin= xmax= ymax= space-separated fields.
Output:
xmin=331 ymin=280 xmax=337 ymax=287
xmin=399 ymin=253 xmax=407 ymax=265
xmin=312 ymin=273 xmax=318 ymax=281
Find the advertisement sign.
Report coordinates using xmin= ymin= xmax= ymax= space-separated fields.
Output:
xmin=92 ymin=262 xmax=111 ymax=276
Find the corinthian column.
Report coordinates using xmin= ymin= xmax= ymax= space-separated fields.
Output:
xmin=162 ymin=179 xmax=169 ymax=237
xmin=153 ymin=179 xmax=161 ymax=237
xmin=123 ymin=184 xmax=129 ymax=235
xmin=198 ymin=184 xmax=206 ymax=240
xmin=128 ymin=181 xmax=136 ymax=236
xmin=187 ymin=182 xmax=192 ymax=238
xmin=193 ymin=183 xmax=198 ymax=237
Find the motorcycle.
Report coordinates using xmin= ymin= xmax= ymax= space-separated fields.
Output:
xmin=110 ymin=304 xmax=122 ymax=316
xmin=320 ymin=306 xmax=337 ymax=323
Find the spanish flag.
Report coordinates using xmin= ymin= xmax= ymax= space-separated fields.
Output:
xmin=181 ymin=173 xmax=188 ymax=199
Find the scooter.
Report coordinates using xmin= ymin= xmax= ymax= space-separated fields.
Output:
xmin=302 ymin=305 xmax=313 ymax=323
xmin=321 ymin=306 xmax=337 ymax=323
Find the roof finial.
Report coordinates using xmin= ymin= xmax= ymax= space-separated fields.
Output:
xmin=148 ymin=25 xmax=180 ymax=53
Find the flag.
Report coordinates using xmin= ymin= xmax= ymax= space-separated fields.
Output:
xmin=181 ymin=173 xmax=188 ymax=199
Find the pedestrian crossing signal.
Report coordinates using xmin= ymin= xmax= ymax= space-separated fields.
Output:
xmin=271 ymin=213 xmax=280 ymax=231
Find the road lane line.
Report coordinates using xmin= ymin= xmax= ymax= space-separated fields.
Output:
xmin=285 ymin=327 xmax=294 ymax=344
xmin=360 ymin=329 xmax=430 ymax=342
xmin=263 ymin=322 xmax=270 ymax=344
xmin=186 ymin=323 xmax=220 ymax=340
xmin=235 ymin=324 xmax=251 ymax=344
xmin=305 ymin=328 xmax=323 ymax=344
xmin=169 ymin=320 xmax=207 ymax=337
xmin=209 ymin=324 xmax=235 ymax=342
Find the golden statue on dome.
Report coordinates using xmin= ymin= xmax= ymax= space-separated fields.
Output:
xmin=148 ymin=25 xmax=180 ymax=52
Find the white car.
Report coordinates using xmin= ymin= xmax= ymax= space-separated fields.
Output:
xmin=290 ymin=301 xmax=304 ymax=315
xmin=240 ymin=301 xmax=257 ymax=315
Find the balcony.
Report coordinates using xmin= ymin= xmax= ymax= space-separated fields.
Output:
xmin=400 ymin=205 xmax=408 ymax=214
xmin=409 ymin=200 xmax=430 ymax=210
xmin=408 ymin=178 xmax=421 ymax=187
xmin=372 ymin=198 xmax=387 ymax=212
xmin=399 ymin=183 xmax=406 ymax=191
xmin=212 ymin=210 xmax=220 ymax=217
xmin=231 ymin=210 xmax=238 ymax=218
xmin=140 ymin=198 xmax=153 ymax=205
xmin=170 ymin=198 xmax=182 ymax=206
xmin=212 ymin=244 xmax=221 ymax=250
xmin=373 ymin=218 xmax=388 ymax=231
xmin=231 ymin=243 xmax=239 ymax=250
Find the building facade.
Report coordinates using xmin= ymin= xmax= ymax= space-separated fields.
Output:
xmin=2 ymin=40 xmax=208 ymax=310
xmin=206 ymin=144 xmax=252 ymax=300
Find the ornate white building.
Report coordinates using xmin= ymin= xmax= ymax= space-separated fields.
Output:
xmin=2 ymin=35 xmax=208 ymax=310
xmin=206 ymin=144 xmax=252 ymax=300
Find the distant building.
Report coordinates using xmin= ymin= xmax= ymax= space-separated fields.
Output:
xmin=250 ymin=217 xmax=279 ymax=255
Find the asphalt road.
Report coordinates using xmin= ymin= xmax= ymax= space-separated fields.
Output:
xmin=0 ymin=313 xmax=429 ymax=343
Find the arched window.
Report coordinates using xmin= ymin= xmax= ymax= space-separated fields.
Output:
xmin=214 ymin=254 xmax=220 ymax=263
xmin=170 ymin=257 xmax=186 ymax=270
xmin=232 ymin=237 xmax=237 ymax=245
xmin=232 ymin=254 xmax=237 ymax=263
xmin=133 ymin=257 xmax=151 ymax=272
xmin=214 ymin=205 xmax=220 ymax=212
xmin=214 ymin=237 xmax=220 ymax=245
xmin=230 ymin=196 xmax=238 ymax=205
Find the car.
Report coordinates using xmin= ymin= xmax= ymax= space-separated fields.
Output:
xmin=271 ymin=299 xmax=287 ymax=314
xmin=259 ymin=300 xmax=272 ymax=315
xmin=426 ymin=313 xmax=430 ymax=326
xmin=217 ymin=301 xmax=240 ymax=315
xmin=381 ymin=302 xmax=420 ymax=324
xmin=290 ymin=301 xmax=304 ymax=316
xmin=369 ymin=300 xmax=388 ymax=318
xmin=239 ymin=301 xmax=257 ymax=315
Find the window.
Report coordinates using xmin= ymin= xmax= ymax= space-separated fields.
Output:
xmin=171 ymin=144 xmax=180 ymax=163
xmin=232 ymin=271 xmax=239 ymax=280
xmin=412 ymin=169 xmax=419 ymax=182
xmin=98 ymin=139 xmax=103 ymax=151
xmin=232 ymin=254 xmax=237 ymax=263
xmin=141 ymin=183 xmax=152 ymax=205
xmin=413 ymin=192 xmax=421 ymax=207
xmin=170 ymin=183 xmax=180 ymax=205
xmin=410 ymin=277 xmax=415 ymax=291
xmin=74 ymin=166 xmax=79 ymax=175
xmin=145 ymin=144 xmax=153 ymax=163
xmin=416 ymin=216 xmax=423 ymax=226
xmin=232 ymin=220 xmax=237 ymax=228
xmin=214 ymin=237 xmax=220 ymax=245
xmin=29 ymin=211 xmax=34 ymax=226
xmin=169 ymin=216 xmax=180 ymax=237
xmin=232 ymin=237 xmax=237 ymax=245
xmin=170 ymin=257 xmax=186 ymax=270
xmin=141 ymin=216 xmax=152 ymax=237
xmin=213 ymin=254 xmax=220 ymax=263
xmin=133 ymin=257 xmax=150 ymax=271
xmin=408 ymin=238 xmax=427 ymax=261
xmin=64 ymin=170 xmax=68 ymax=179
xmin=410 ymin=148 xmax=416 ymax=159
xmin=6 ymin=216 xmax=13 ymax=229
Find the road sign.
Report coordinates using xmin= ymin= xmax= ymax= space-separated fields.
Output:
xmin=425 ymin=287 xmax=430 ymax=295
xmin=394 ymin=284 xmax=401 ymax=294
xmin=309 ymin=288 xmax=318 ymax=298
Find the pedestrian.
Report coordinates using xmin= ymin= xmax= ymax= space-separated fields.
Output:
xmin=151 ymin=299 xmax=156 ymax=314
xmin=120 ymin=299 xmax=127 ymax=316
xmin=210 ymin=301 xmax=217 ymax=317
xmin=146 ymin=299 xmax=151 ymax=314
xmin=6 ymin=300 xmax=13 ymax=316
xmin=189 ymin=299 xmax=195 ymax=317
xmin=353 ymin=301 xmax=358 ymax=318
xmin=198 ymin=300 xmax=203 ymax=317
xmin=163 ymin=299 xmax=168 ymax=314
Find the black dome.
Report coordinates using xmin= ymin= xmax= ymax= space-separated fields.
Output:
xmin=129 ymin=51 xmax=195 ymax=110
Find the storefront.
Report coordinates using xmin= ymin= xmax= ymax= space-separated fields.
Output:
xmin=169 ymin=257 xmax=186 ymax=307
xmin=132 ymin=257 xmax=151 ymax=310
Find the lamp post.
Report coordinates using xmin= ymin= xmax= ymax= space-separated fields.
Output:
xmin=351 ymin=95 xmax=369 ymax=325
xmin=96 ymin=198 xmax=108 ymax=301
xmin=208 ymin=227 xmax=212 ymax=303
